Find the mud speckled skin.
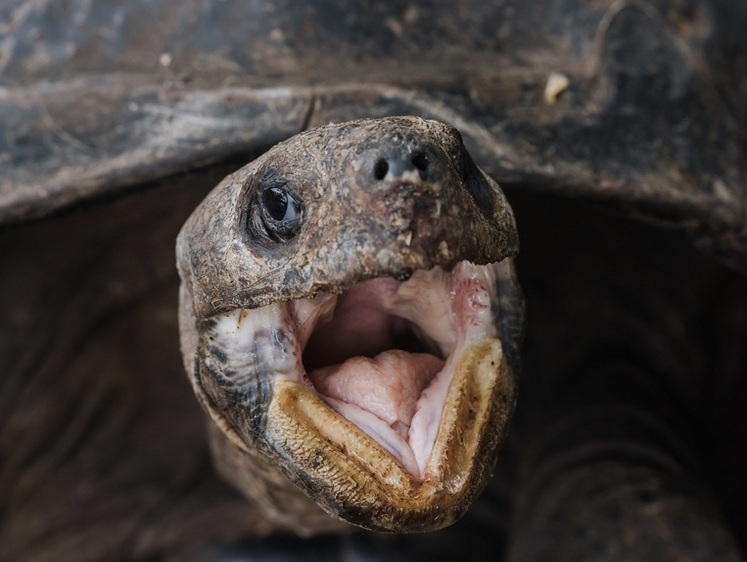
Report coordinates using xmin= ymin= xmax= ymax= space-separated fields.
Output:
xmin=177 ymin=117 xmax=517 ymax=317
xmin=177 ymin=117 xmax=522 ymax=533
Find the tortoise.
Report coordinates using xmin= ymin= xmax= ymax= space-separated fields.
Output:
xmin=2 ymin=1 xmax=747 ymax=561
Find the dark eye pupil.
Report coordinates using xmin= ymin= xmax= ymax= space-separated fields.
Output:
xmin=264 ymin=187 xmax=289 ymax=221
xmin=252 ymin=178 xmax=304 ymax=244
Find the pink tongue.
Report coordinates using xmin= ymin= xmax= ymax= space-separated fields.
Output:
xmin=310 ymin=350 xmax=444 ymax=430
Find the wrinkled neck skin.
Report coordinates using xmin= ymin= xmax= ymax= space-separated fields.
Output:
xmin=176 ymin=117 xmax=523 ymax=534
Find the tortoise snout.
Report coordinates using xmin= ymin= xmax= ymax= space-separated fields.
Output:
xmin=369 ymin=141 xmax=443 ymax=188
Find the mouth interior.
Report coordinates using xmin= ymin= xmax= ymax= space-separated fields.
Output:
xmin=206 ymin=261 xmax=501 ymax=479
xmin=290 ymin=263 xmax=498 ymax=477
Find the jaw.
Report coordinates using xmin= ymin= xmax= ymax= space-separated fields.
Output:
xmin=267 ymin=338 xmax=512 ymax=532
xmin=200 ymin=260 xmax=516 ymax=532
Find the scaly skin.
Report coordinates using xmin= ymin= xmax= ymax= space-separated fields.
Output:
xmin=176 ymin=117 xmax=523 ymax=533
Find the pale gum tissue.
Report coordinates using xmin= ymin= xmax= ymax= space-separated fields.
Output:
xmin=265 ymin=337 xmax=506 ymax=508
xmin=207 ymin=261 xmax=505 ymax=479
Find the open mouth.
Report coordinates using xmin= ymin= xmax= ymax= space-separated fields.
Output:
xmin=177 ymin=116 xmax=521 ymax=531
xmin=205 ymin=259 xmax=506 ymax=479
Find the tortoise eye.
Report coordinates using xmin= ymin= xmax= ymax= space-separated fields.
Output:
xmin=263 ymin=186 xmax=301 ymax=223
xmin=256 ymin=182 xmax=304 ymax=242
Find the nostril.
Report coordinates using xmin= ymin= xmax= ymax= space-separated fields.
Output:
xmin=373 ymin=159 xmax=389 ymax=181
xmin=412 ymin=152 xmax=429 ymax=172
xmin=373 ymin=149 xmax=434 ymax=182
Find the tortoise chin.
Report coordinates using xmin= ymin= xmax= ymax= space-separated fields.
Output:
xmin=176 ymin=117 xmax=522 ymax=533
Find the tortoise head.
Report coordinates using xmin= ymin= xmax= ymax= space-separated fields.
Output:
xmin=176 ymin=116 xmax=523 ymax=533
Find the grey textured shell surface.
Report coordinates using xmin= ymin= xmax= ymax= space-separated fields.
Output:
xmin=2 ymin=0 xmax=746 ymax=269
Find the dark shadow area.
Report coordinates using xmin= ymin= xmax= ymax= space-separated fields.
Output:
xmin=2 ymin=158 xmax=747 ymax=560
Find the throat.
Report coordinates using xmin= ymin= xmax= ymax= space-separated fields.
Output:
xmin=308 ymin=349 xmax=444 ymax=476
xmin=297 ymin=272 xmax=458 ymax=476
xmin=309 ymin=350 xmax=444 ymax=438
xmin=301 ymin=279 xmax=443 ymax=371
